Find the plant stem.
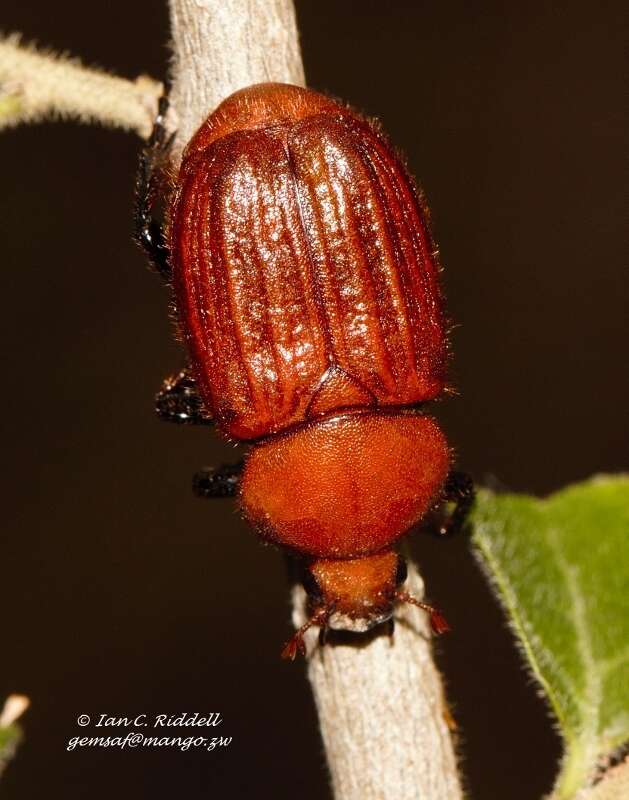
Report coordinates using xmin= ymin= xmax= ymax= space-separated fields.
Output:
xmin=167 ymin=0 xmax=305 ymax=159
xmin=292 ymin=565 xmax=462 ymax=800
xmin=0 ymin=34 xmax=161 ymax=136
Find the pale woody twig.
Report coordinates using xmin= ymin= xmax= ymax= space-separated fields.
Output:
xmin=167 ymin=0 xmax=306 ymax=160
xmin=0 ymin=34 xmax=162 ymax=137
xmin=293 ymin=564 xmax=462 ymax=800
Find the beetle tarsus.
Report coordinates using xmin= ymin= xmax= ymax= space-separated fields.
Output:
xmin=281 ymin=606 xmax=330 ymax=660
xmin=281 ymin=633 xmax=306 ymax=661
xmin=395 ymin=591 xmax=451 ymax=635
xmin=438 ymin=470 xmax=475 ymax=536
xmin=193 ymin=462 xmax=244 ymax=498
xmin=428 ymin=608 xmax=451 ymax=635
xmin=133 ymin=94 xmax=173 ymax=280
xmin=155 ymin=368 xmax=213 ymax=425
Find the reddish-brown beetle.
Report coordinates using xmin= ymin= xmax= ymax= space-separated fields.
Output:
xmin=135 ymin=83 xmax=473 ymax=658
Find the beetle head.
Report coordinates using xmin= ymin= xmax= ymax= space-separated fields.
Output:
xmin=302 ymin=551 xmax=406 ymax=631
xmin=282 ymin=552 xmax=448 ymax=658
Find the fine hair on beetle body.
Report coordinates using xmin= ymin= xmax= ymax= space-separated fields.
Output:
xmin=135 ymin=82 xmax=474 ymax=659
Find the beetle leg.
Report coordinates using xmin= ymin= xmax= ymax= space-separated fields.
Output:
xmin=155 ymin=367 xmax=213 ymax=425
xmin=134 ymin=94 xmax=173 ymax=280
xmin=281 ymin=606 xmax=331 ymax=660
xmin=395 ymin=591 xmax=451 ymax=634
xmin=437 ymin=471 xmax=475 ymax=536
xmin=193 ymin=462 xmax=244 ymax=499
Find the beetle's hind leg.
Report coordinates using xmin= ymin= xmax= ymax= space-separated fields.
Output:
xmin=134 ymin=95 xmax=173 ymax=280
xmin=155 ymin=368 xmax=213 ymax=425
xmin=193 ymin=462 xmax=244 ymax=499
xmin=437 ymin=471 xmax=475 ymax=536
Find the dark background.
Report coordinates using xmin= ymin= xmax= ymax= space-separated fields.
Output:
xmin=0 ymin=2 xmax=626 ymax=799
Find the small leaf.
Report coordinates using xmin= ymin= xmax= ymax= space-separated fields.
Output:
xmin=471 ymin=475 xmax=629 ymax=799
xmin=0 ymin=724 xmax=22 ymax=779
xmin=0 ymin=695 xmax=29 ymax=780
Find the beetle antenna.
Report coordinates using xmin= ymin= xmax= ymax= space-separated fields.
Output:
xmin=394 ymin=591 xmax=451 ymax=635
xmin=281 ymin=606 xmax=331 ymax=660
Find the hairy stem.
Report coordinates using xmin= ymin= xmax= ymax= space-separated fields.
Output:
xmin=0 ymin=34 xmax=161 ymax=136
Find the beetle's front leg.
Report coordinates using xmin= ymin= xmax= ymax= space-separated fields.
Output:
xmin=193 ymin=462 xmax=244 ymax=498
xmin=155 ymin=368 xmax=213 ymax=425
xmin=134 ymin=95 xmax=172 ymax=280
xmin=437 ymin=471 xmax=475 ymax=536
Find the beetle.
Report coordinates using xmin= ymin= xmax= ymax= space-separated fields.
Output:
xmin=135 ymin=83 xmax=474 ymax=659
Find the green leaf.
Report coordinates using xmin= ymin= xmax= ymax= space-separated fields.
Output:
xmin=0 ymin=696 xmax=29 ymax=780
xmin=0 ymin=723 xmax=22 ymax=779
xmin=471 ymin=475 xmax=629 ymax=799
